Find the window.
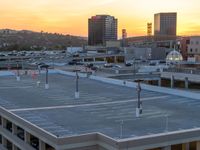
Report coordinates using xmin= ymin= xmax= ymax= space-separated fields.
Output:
xmin=190 ymin=48 xmax=193 ymax=52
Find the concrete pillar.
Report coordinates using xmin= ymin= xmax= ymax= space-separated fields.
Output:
xmin=170 ymin=75 xmax=174 ymax=88
xmin=182 ymin=143 xmax=190 ymax=150
xmin=158 ymin=78 xmax=161 ymax=86
xmin=104 ymin=58 xmax=106 ymax=62
xmin=114 ymin=56 xmax=117 ymax=63
xmin=115 ymin=70 xmax=119 ymax=74
xmin=39 ymin=139 xmax=46 ymax=150
xmin=12 ymin=123 xmax=18 ymax=135
xmin=82 ymin=58 xmax=84 ymax=62
xmin=12 ymin=144 xmax=18 ymax=150
xmin=2 ymin=136 xmax=7 ymax=147
xmin=196 ymin=141 xmax=200 ymax=150
xmin=162 ymin=146 xmax=171 ymax=150
xmin=93 ymin=57 xmax=96 ymax=62
xmin=1 ymin=117 xmax=7 ymax=128
xmin=25 ymin=131 xmax=31 ymax=144
xmin=185 ymin=77 xmax=189 ymax=89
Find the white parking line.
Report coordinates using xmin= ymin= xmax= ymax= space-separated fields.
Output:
xmin=9 ymin=95 xmax=169 ymax=112
xmin=0 ymin=86 xmax=33 ymax=89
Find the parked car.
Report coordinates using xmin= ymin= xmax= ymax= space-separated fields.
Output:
xmin=113 ymin=64 xmax=122 ymax=68
xmin=125 ymin=62 xmax=132 ymax=67
xmin=104 ymin=63 xmax=113 ymax=68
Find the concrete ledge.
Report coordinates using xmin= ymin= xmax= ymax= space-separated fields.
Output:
xmin=57 ymin=70 xmax=88 ymax=78
xmin=161 ymin=72 xmax=200 ymax=83
xmin=0 ymin=71 xmax=15 ymax=76
xmin=89 ymin=75 xmax=200 ymax=100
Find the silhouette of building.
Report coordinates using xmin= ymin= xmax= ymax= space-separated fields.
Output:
xmin=154 ymin=12 xmax=177 ymax=36
xmin=88 ymin=15 xmax=118 ymax=46
xmin=122 ymin=29 xmax=127 ymax=47
xmin=147 ymin=23 xmax=152 ymax=36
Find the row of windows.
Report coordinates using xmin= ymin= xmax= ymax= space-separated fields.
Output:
xmin=189 ymin=48 xmax=200 ymax=53
xmin=0 ymin=116 xmax=54 ymax=150
xmin=190 ymin=41 xmax=200 ymax=45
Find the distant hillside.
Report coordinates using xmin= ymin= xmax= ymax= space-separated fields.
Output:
xmin=0 ymin=29 xmax=87 ymax=51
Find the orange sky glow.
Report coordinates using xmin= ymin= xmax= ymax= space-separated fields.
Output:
xmin=1 ymin=0 xmax=200 ymax=37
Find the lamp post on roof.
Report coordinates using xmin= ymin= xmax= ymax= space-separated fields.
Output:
xmin=40 ymin=64 xmax=49 ymax=89
xmin=136 ymin=80 xmax=142 ymax=118
xmin=74 ymin=69 xmax=80 ymax=99
xmin=16 ymin=62 xmax=20 ymax=81
xmin=133 ymin=57 xmax=136 ymax=77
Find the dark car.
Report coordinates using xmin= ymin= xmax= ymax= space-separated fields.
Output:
xmin=68 ymin=61 xmax=77 ymax=65
xmin=125 ymin=63 xmax=132 ymax=67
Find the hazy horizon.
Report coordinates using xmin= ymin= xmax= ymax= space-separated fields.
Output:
xmin=1 ymin=0 xmax=200 ymax=37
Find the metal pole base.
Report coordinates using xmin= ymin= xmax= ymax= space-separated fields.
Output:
xmin=75 ymin=92 xmax=80 ymax=99
xmin=136 ymin=108 xmax=140 ymax=118
xmin=36 ymin=81 xmax=41 ymax=87
xmin=16 ymin=76 xmax=20 ymax=81
xmin=45 ymin=84 xmax=49 ymax=89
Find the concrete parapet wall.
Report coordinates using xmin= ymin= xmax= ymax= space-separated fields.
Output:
xmin=57 ymin=70 xmax=88 ymax=78
xmin=0 ymin=71 xmax=15 ymax=76
xmin=161 ymin=72 xmax=200 ymax=83
xmin=89 ymin=75 xmax=200 ymax=100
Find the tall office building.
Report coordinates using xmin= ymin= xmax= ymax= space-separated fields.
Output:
xmin=154 ymin=12 xmax=177 ymax=36
xmin=122 ymin=29 xmax=127 ymax=39
xmin=147 ymin=23 xmax=152 ymax=36
xmin=122 ymin=29 xmax=127 ymax=47
xmin=88 ymin=15 xmax=118 ymax=46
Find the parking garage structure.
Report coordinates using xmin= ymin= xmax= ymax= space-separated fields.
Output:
xmin=0 ymin=70 xmax=200 ymax=150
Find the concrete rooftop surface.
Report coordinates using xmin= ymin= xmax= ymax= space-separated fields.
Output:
xmin=0 ymin=72 xmax=200 ymax=140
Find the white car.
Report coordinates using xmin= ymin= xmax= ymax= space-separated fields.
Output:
xmin=104 ymin=63 xmax=113 ymax=68
xmin=113 ymin=64 xmax=122 ymax=68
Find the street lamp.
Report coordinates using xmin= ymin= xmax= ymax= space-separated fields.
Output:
xmin=136 ymin=80 xmax=142 ymax=118
xmin=133 ymin=57 xmax=136 ymax=77
xmin=40 ymin=64 xmax=49 ymax=89
xmin=16 ymin=63 xmax=20 ymax=81
xmin=75 ymin=70 xmax=80 ymax=99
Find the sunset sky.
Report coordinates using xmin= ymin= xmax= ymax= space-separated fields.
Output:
xmin=0 ymin=0 xmax=200 ymax=37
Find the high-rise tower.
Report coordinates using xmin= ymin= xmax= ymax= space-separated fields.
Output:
xmin=88 ymin=15 xmax=118 ymax=46
xmin=154 ymin=12 xmax=177 ymax=36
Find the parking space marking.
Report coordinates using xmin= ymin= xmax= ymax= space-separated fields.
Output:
xmin=9 ymin=95 xmax=169 ymax=112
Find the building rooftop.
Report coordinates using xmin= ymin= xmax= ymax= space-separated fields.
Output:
xmin=0 ymin=72 xmax=200 ymax=140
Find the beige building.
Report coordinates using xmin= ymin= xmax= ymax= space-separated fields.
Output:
xmin=188 ymin=36 xmax=200 ymax=61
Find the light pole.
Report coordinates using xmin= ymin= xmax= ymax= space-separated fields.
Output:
xmin=165 ymin=115 xmax=169 ymax=132
xmin=16 ymin=63 xmax=20 ymax=81
xmin=136 ymin=81 xmax=142 ymax=118
xmin=133 ymin=58 xmax=136 ymax=78
xmin=40 ymin=64 xmax=49 ymax=89
xmin=120 ymin=120 xmax=124 ymax=139
xmin=45 ymin=67 xmax=49 ymax=89
xmin=75 ymin=70 xmax=80 ymax=99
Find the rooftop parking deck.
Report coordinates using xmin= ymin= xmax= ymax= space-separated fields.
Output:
xmin=0 ymin=72 xmax=200 ymax=140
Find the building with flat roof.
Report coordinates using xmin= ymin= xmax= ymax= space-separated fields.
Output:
xmin=154 ymin=13 xmax=177 ymax=36
xmin=188 ymin=36 xmax=200 ymax=61
xmin=88 ymin=15 xmax=118 ymax=46
xmin=1 ymin=70 xmax=200 ymax=150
